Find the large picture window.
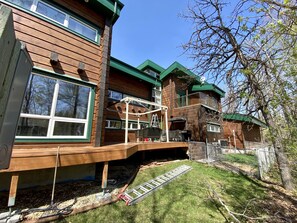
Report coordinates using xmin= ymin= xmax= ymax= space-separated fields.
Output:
xmin=17 ymin=73 xmax=92 ymax=139
xmin=5 ymin=0 xmax=98 ymax=42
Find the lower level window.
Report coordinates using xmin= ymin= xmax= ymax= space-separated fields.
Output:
xmin=207 ymin=123 xmax=221 ymax=133
xmin=105 ymin=120 xmax=122 ymax=129
xmin=16 ymin=73 xmax=92 ymax=139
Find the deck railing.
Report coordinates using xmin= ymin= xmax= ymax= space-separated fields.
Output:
xmin=175 ymin=92 xmax=220 ymax=110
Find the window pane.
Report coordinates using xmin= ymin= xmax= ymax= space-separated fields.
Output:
xmin=110 ymin=120 xmax=121 ymax=128
xmin=17 ymin=118 xmax=49 ymax=136
xmin=53 ymin=122 xmax=85 ymax=136
xmin=36 ymin=1 xmax=66 ymax=24
xmin=109 ymin=90 xmax=122 ymax=100
xmin=21 ymin=74 xmax=55 ymax=115
xmin=68 ymin=17 xmax=96 ymax=41
xmin=55 ymin=81 xmax=90 ymax=119
xmin=7 ymin=0 xmax=33 ymax=9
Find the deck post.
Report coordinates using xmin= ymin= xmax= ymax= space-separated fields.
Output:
xmin=165 ymin=109 xmax=169 ymax=142
xmin=8 ymin=173 xmax=19 ymax=207
xmin=101 ymin=161 xmax=109 ymax=193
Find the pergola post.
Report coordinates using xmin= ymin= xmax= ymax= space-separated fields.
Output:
xmin=137 ymin=116 xmax=140 ymax=143
xmin=125 ymin=100 xmax=129 ymax=144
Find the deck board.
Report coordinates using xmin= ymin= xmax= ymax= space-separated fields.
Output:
xmin=0 ymin=142 xmax=188 ymax=172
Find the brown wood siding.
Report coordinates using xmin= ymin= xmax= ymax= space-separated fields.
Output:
xmin=2 ymin=1 xmax=110 ymax=148
xmin=109 ymin=68 xmax=152 ymax=99
xmin=222 ymin=121 xmax=245 ymax=149
xmin=242 ymin=123 xmax=262 ymax=142
xmin=104 ymin=68 xmax=153 ymax=144
xmin=11 ymin=7 xmax=103 ymax=82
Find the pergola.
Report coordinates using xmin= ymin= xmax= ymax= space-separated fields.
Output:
xmin=120 ymin=96 xmax=169 ymax=144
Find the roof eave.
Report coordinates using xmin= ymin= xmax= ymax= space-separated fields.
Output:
xmin=110 ymin=57 xmax=161 ymax=86
xmin=191 ymin=84 xmax=225 ymax=98
xmin=160 ymin=62 xmax=198 ymax=81
xmin=223 ymin=113 xmax=267 ymax=128
xmin=137 ymin=60 xmax=165 ymax=74
xmin=89 ymin=0 xmax=124 ymax=24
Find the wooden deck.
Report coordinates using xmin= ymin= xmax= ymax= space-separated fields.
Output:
xmin=0 ymin=142 xmax=188 ymax=172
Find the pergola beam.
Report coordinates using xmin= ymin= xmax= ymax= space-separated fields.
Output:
xmin=120 ymin=97 xmax=169 ymax=144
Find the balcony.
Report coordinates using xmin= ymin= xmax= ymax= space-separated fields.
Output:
xmin=175 ymin=92 xmax=220 ymax=111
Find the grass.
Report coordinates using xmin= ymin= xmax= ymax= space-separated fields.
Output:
xmin=59 ymin=160 xmax=268 ymax=223
xmin=223 ymin=153 xmax=258 ymax=166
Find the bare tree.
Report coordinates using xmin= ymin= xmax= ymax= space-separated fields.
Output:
xmin=183 ymin=0 xmax=296 ymax=190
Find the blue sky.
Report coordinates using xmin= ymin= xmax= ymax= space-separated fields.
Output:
xmin=111 ymin=0 xmax=194 ymax=70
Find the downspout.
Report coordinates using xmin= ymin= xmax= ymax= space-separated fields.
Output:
xmin=111 ymin=0 xmax=118 ymax=24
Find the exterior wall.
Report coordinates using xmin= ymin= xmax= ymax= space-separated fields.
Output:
xmin=173 ymin=105 xmax=222 ymax=142
xmin=2 ymin=0 xmax=110 ymax=148
xmin=222 ymin=121 xmax=245 ymax=149
xmin=223 ymin=121 xmax=263 ymax=149
xmin=163 ymin=75 xmax=188 ymax=111
xmin=162 ymin=74 xmax=222 ymax=142
xmin=242 ymin=123 xmax=262 ymax=142
xmin=0 ymin=1 xmax=111 ymax=188
xmin=104 ymin=68 xmax=153 ymax=144
xmin=172 ymin=105 xmax=201 ymax=140
xmin=10 ymin=1 xmax=104 ymax=82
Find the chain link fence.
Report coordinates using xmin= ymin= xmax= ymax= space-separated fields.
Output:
xmin=188 ymin=142 xmax=277 ymax=180
xmin=255 ymin=146 xmax=276 ymax=180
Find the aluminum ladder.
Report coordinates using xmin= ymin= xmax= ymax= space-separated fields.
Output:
xmin=118 ymin=164 xmax=192 ymax=205
xmin=150 ymin=114 xmax=160 ymax=128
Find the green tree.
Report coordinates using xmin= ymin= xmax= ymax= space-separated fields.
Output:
xmin=183 ymin=0 xmax=297 ymax=190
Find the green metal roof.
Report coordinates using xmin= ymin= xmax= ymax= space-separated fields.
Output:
xmin=192 ymin=84 xmax=225 ymax=98
xmin=110 ymin=57 xmax=161 ymax=87
xmin=88 ymin=0 xmax=124 ymax=24
xmin=223 ymin=113 xmax=267 ymax=128
xmin=160 ymin=61 xmax=198 ymax=80
xmin=137 ymin=60 xmax=165 ymax=74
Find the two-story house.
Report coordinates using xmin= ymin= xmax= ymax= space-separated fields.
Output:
xmin=0 ymin=0 xmax=124 ymax=189
xmin=0 ymin=0 xmax=225 ymax=208
xmin=138 ymin=60 xmax=225 ymax=143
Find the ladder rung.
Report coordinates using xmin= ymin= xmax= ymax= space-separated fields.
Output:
xmin=132 ymin=189 xmax=143 ymax=196
xmin=150 ymin=180 xmax=160 ymax=186
xmin=155 ymin=178 xmax=165 ymax=183
xmin=144 ymin=183 xmax=155 ymax=189
xmin=160 ymin=176 xmax=170 ymax=181
xmin=139 ymin=186 xmax=149 ymax=192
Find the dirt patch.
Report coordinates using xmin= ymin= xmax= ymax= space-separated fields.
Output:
xmin=0 ymin=163 xmax=139 ymax=222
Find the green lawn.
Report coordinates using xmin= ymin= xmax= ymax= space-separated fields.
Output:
xmin=223 ymin=153 xmax=258 ymax=166
xmin=61 ymin=160 xmax=267 ymax=223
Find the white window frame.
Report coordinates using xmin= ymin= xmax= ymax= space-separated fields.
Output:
xmin=108 ymin=89 xmax=123 ymax=100
xmin=105 ymin=119 xmax=122 ymax=129
xmin=16 ymin=73 xmax=92 ymax=139
xmin=152 ymin=86 xmax=162 ymax=105
xmin=207 ymin=123 xmax=221 ymax=133
xmin=145 ymin=69 xmax=158 ymax=78
xmin=121 ymin=121 xmax=148 ymax=130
